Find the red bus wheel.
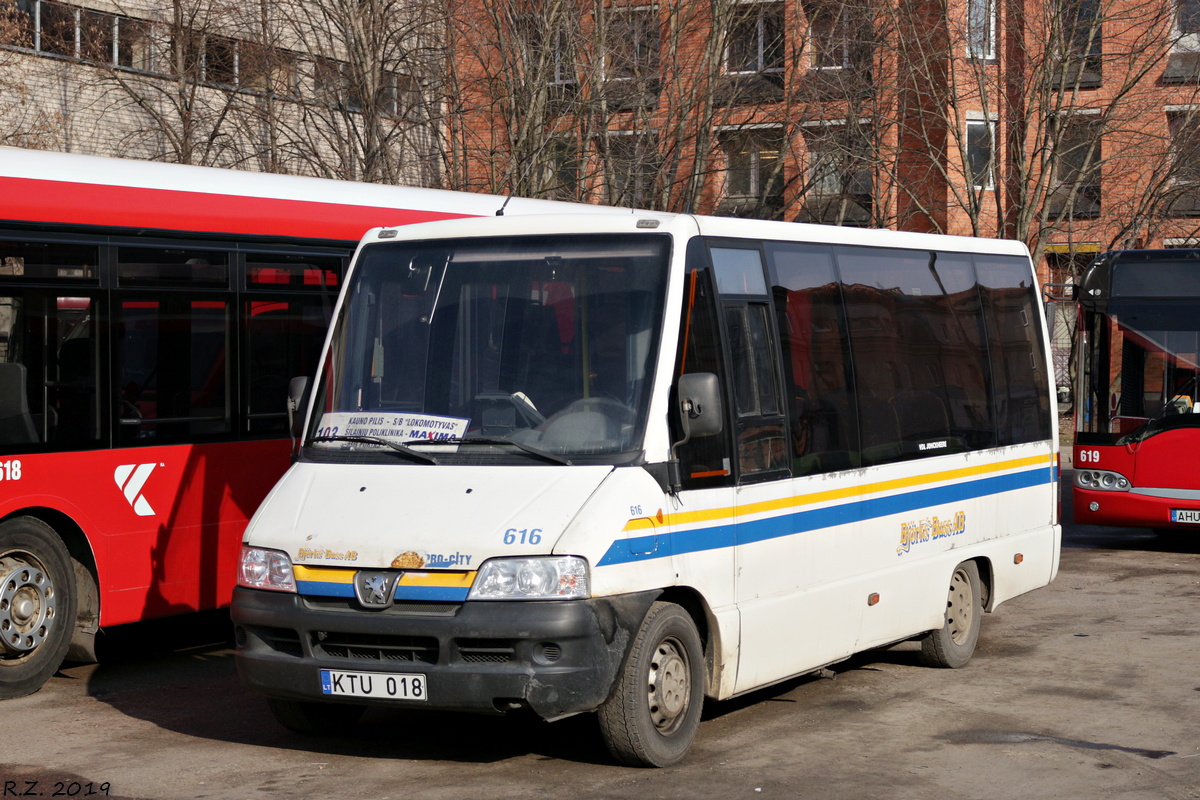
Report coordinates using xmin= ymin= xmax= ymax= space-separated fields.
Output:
xmin=0 ymin=517 xmax=76 ymax=699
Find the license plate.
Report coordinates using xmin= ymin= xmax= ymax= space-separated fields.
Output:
xmin=1171 ymin=509 xmax=1200 ymax=524
xmin=320 ymin=669 xmax=427 ymax=700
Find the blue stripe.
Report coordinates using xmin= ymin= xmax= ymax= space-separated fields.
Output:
xmin=296 ymin=580 xmax=469 ymax=602
xmin=393 ymin=585 xmax=470 ymax=602
xmin=598 ymin=465 xmax=1053 ymax=567
xmin=297 ymin=580 xmax=355 ymax=598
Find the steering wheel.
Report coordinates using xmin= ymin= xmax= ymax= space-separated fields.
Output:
xmin=555 ymin=396 xmax=637 ymax=426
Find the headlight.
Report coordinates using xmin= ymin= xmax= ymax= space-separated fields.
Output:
xmin=468 ymin=556 xmax=589 ymax=600
xmin=238 ymin=546 xmax=296 ymax=592
xmin=1074 ymin=469 xmax=1130 ymax=492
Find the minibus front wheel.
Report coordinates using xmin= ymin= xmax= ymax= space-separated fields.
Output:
xmin=919 ymin=560 xmax=983 ymax=669
xmin=598 ymin=601 xmax=704 ymax=767
xmin=0 ymin=516 xmax=76 ymax=699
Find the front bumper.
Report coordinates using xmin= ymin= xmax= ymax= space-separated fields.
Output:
xmin=231 ymin=587 xmax=658 ymax=721
xmin=1074 ymin=487 xmax=1200 ymax=530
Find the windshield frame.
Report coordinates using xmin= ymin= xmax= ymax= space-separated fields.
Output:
xmin=300 ymin=231 xmax=673 ymax=466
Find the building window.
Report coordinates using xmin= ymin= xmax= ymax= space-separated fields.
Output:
xmin=605 ymin=132 xmax=660 ymax=207
xmin=170 ymin=28 xmax=203 ymax=78
xmin=78 ymin=8 xmax=113 ymax=63
xmin=1169 ymin=111 xmax=1200 ymax=183
xmin=116 ymin=17 xmax=156 ymax=72
xmin=1167 ymin=111 xmax=1200 ymax=214
xmin=312 ymin=57 xmax=345 ymax=106
xmin=799 ymin=123 xmax=874 ymax=224
xmin=1050 ymin=115 xmax=1102 ymax=216
xmin=607 ymin=6 xmax=659 ymax=81
xmin=807 ymin=1 xmax=851 ymax=69
xmin=7 ymin=0 xmax=35 ymax=49
xmin=967 ymin=0 xmax=996 ymax=60
xmin=539 ymin=137 xmax=580 ymax=201
xmin=722 ymin=128 xmax=785 ymax=216
xmin=966 ymin=119 xmax=996 ymax=190
xmin=1056 ymin=0 xmax=1102 ymax=85
xmin=38 ymin=0 xmax=77 ymax=57
xmin=1178 ymin=0 xmax=1200 ymax=50
xmin=204 ymin=35 xmax=238 ymax=87
xmin=727 ymin=1 xmax=784 ymax=74
xmin=378 ymin=72 xmax=421 ymax=119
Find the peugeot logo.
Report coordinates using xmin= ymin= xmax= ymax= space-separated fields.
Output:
xmin=354 ymin=571 xmax=398 ymax=609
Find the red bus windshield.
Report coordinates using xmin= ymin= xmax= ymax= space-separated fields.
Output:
xmin=1072 ymin=252 xmax=1200 ymax=532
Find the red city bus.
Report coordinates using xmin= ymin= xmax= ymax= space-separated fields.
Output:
xmin=0 ymin=147 xmax=584 ymax=697
xmin=1072 ymin=249 xmax=1200 ymax=534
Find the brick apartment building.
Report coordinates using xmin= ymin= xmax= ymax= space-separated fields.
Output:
xmin=445 ymin=0 xmax=1200 ymax=284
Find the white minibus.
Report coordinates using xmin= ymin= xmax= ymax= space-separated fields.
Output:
xmin=232 ymin=212 xmax=1061 ymax=766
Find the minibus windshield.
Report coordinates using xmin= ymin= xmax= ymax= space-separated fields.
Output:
xmin=310 ymin=233 xmax=671 ymax=461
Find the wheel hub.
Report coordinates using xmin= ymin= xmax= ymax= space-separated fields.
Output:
xmin=647 ymin=639 xmax=690 ymax=732
xmin=947 ymin=568 xmax=975 ymax=646
xmin=0 ymin=556 xmax=56 ymax=655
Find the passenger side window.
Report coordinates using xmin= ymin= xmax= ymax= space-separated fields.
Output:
xmin=975 ymin=255 xmax=1052 ymax=445
xmin=766 ymin=242 xmax=859 ymax=475
xmin=836 ymin=246 xmax=991 ymax=465
xmin=117 ymin=295 xmax=231 ymax=445
xmin=0 ymin=292 xmax=101 ymax=450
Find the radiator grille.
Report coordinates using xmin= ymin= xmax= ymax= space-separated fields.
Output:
xmin=312 ymin=631 xmax=439 ymax=664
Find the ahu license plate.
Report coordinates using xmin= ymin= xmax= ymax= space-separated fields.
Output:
xmin=320 ymin=669 xmax=427 ymax=700
xmin=1171 ymin=509 xmax=1200 ymax=524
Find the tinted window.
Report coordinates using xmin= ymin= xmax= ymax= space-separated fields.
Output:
xmin=118 ymin=247 xmax=229 ymax=286
xmin=711 ymin=246 xmax=769 ymax=295
xmin=1112 ymin=259 xmax=1200 ymax=298
xmin=117 ymin=296 xmax=231 ymax=445
xmin=245 ymin=297 xmax=330 ymax=433
xmin=975 ymin=254 xmax=1052 ymax=445
xmin=767 ymin=242 xmax=859 ymax=475
xmin=0 ymin=241 xmax=99 ymax=281
xmin=246 ymin=252 xmax=342 ymax=291
xmin=0 ymin=292 xmax=100 ymax=451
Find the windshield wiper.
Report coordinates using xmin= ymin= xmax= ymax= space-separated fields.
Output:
xmin=310 ymin=435 xmax=439 ymax=464
xmin=406 ymin=435 xmax=573 ymax=466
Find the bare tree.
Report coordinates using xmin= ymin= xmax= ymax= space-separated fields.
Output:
xmin=81 ymin=0 xmax=251 ymax=166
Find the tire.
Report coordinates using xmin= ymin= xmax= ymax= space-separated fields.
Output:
xmin=0 ymin=516 xmax=76 ymax=699
xmin=598 ymin=601 xmax=705 ymax=767
xmin=919 ymin=560 xmax=983 ymax=669
xmin=267 ymin=697 xmax=366 ymax=734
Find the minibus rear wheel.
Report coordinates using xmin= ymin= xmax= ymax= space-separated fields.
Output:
xmin=598 ymin=601 xmax=704 ymax=767
xmin=919 ymin=560 xmax=982 ymax=669
xmin=0 ymin=516 xmax=76 ymax=699
xmin=267 ymin=697 xmax=366 ymax=734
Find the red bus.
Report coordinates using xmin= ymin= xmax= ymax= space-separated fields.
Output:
xmin=0 ymin=147 xmax=579 ymax=697
xmin=1072 ymin=249 xmax=1200 ymax=533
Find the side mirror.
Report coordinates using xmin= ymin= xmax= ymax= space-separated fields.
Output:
xmin=677 ymin=372 xmax=723 ymax=438
xmin=288 ymin=376 xmax=309 ymax=442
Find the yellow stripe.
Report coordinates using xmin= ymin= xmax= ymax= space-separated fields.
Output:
xmin=399 ymin=571 xmax=476 ymax=588
xmin=294 ymin=565 xmax=355 ymax=583
xmin=624 ymin=453 xmax=1053 ymax=531
xmin=293 ymin=564 xmax=475 ymax=587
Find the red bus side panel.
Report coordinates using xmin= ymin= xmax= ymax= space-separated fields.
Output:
xmin=0 ymin=439 xmax=291 ymax=626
